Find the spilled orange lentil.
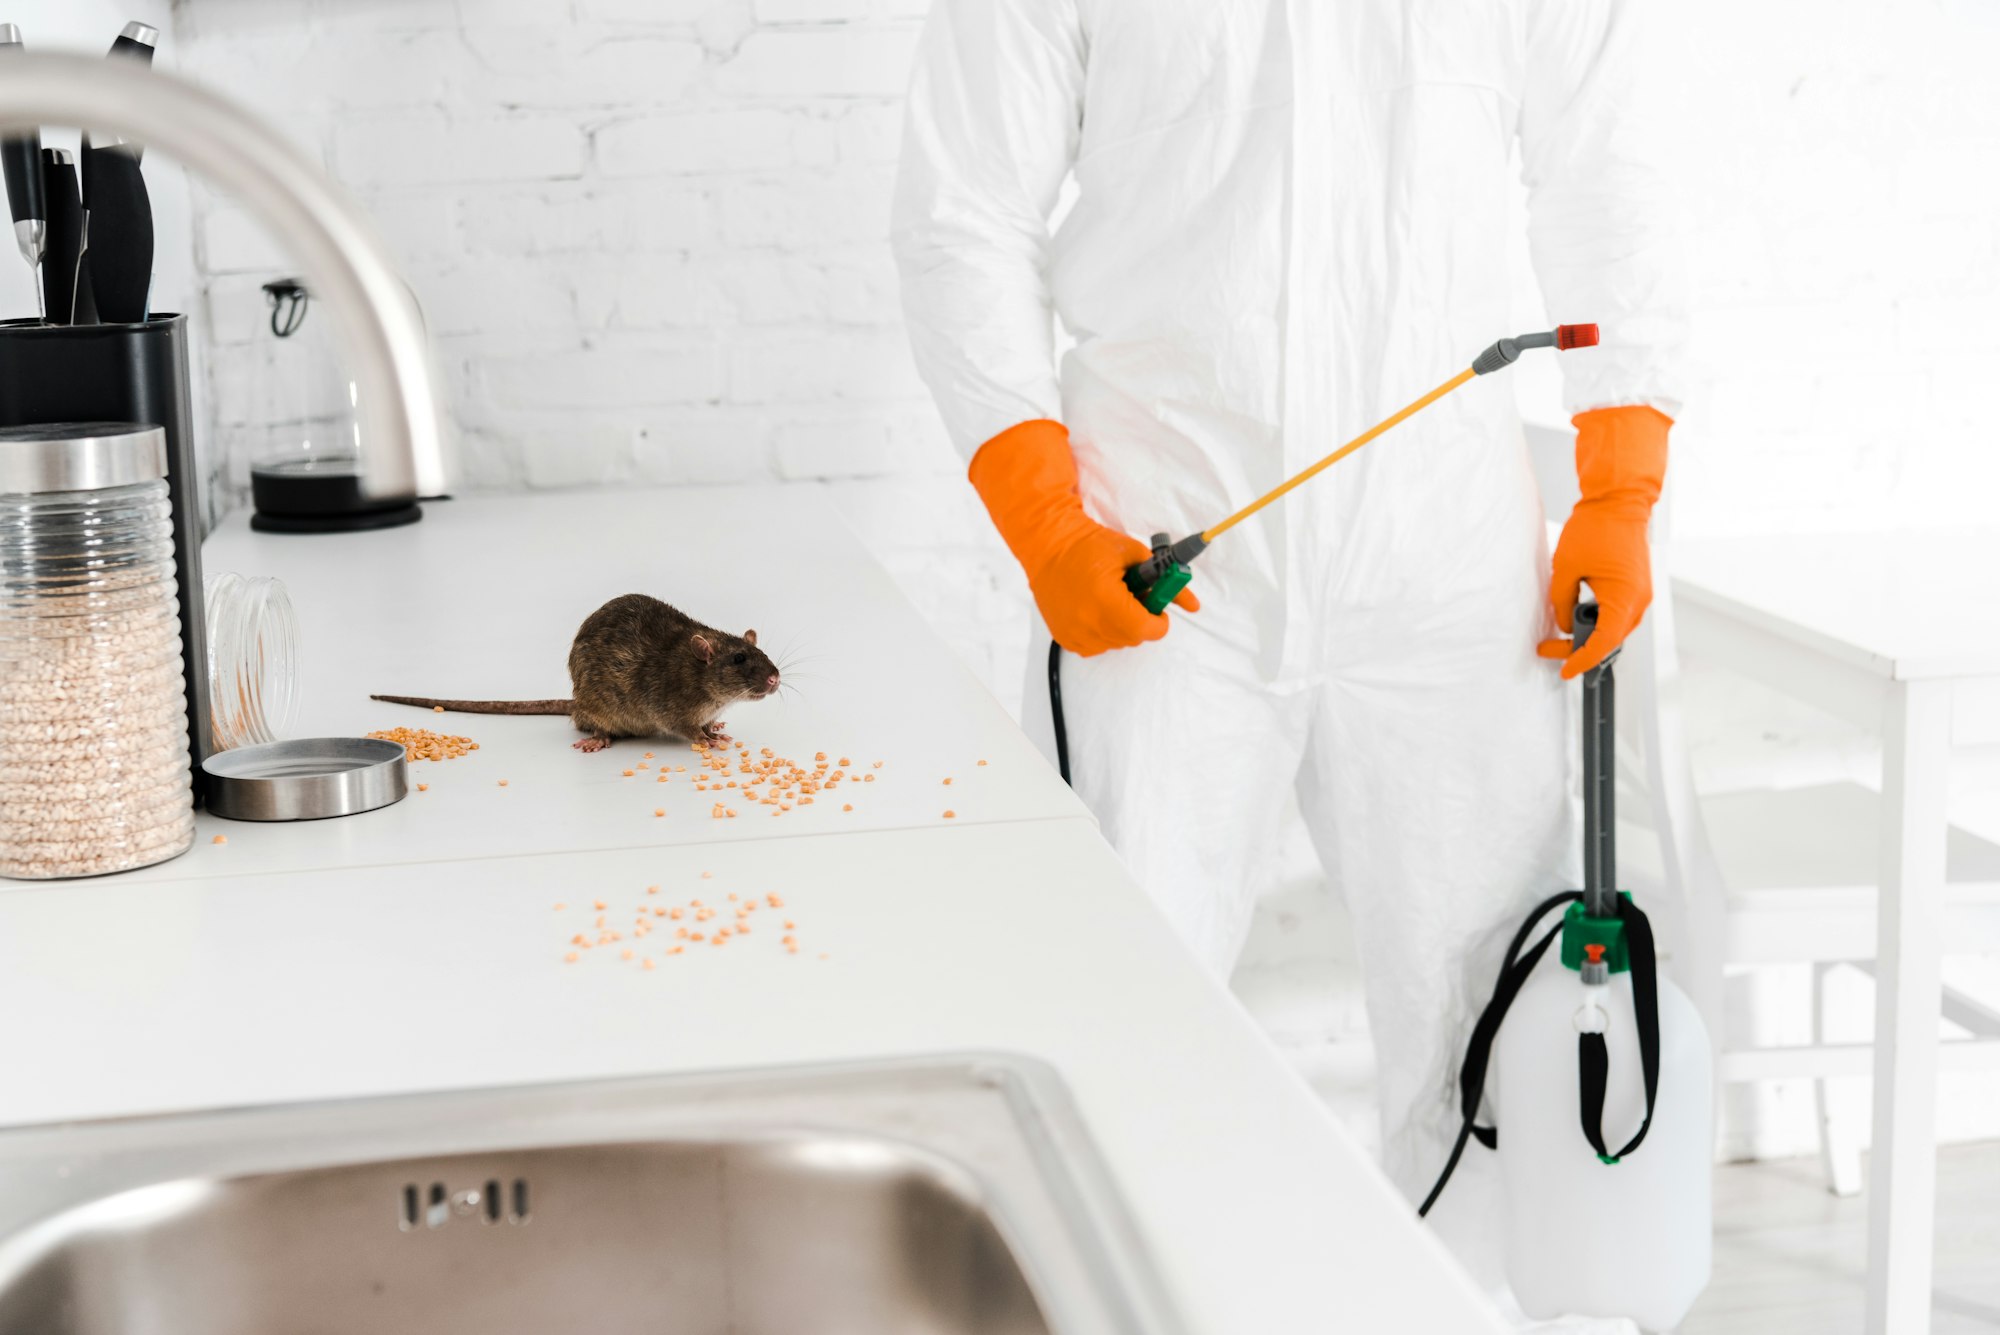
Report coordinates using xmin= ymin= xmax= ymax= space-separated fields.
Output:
xmin=367 ymin=725 xmax=477 ymax=762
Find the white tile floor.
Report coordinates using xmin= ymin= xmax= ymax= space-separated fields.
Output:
xmin=1688 ymin=1145 xmax=2000 ymax=1333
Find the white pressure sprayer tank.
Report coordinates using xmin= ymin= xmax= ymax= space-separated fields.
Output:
xmin=1493 ymin=605 xmax=1713 ymax=1329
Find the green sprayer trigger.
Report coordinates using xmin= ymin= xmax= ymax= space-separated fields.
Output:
xmin=1124 ymin=531 xmax=1204 ymax=615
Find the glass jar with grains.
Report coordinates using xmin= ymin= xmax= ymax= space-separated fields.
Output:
xmin=0 ymin=423 xmax=195 ymax=878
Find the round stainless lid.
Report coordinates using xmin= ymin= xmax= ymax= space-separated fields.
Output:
xmin=0 ymin=422 xmax=168 ymax=495
xmin=202 ymin=737 xmax=409 ymax=822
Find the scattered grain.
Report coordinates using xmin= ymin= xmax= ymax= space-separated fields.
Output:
xmin=367 ymin=726 xmax=477 ymax=762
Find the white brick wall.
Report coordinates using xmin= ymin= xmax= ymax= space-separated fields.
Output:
xmin=165 ymin=0 xmax=2000 ymax=712
xmin=172 ymin=0 xmax=1025 ymax=703
xmin=1661 ymin=0 xmax=2000 ymax=537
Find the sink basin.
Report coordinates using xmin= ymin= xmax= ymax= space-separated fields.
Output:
xmin=0 ymin=1056 xmax=1185 ymax=1335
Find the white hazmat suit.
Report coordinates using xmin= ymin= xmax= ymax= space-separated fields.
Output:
xmin=892 ymin=0 xmax=1688 ymax=1289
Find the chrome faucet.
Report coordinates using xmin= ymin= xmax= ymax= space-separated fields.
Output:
xmin=0 ymin=52 xmax=449 ymax=498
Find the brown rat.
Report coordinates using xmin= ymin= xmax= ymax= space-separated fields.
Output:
xmin=372 ymin=593 xmax=780 ymax=752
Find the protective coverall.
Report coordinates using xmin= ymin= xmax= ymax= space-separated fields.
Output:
xmin=891 ymin=0 xmax=1688 ymax=1291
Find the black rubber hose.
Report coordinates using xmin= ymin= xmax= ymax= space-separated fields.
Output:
xmin=1048 ymin=640 xmax=1070 ymax=786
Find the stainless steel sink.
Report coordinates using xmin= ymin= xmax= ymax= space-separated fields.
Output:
xmin=0 ymin=1056 xmax=1186 ymax=1335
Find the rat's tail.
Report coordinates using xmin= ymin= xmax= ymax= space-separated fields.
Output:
xmin=371 ymin=694 xmax=574 ymax=716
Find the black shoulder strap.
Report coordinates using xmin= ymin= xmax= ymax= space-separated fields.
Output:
xmin=1577 ymin=898 xmax=1661 ymax=1163
xmin=1456 ymin=891 xmax=1583 ymax=1151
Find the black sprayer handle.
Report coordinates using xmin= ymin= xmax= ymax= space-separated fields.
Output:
xmin=1573 ymin=600 xmax=1618 ymax=918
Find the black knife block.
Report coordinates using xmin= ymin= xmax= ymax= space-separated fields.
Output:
xmin=0 ymin=314 xmax=213 ymax=803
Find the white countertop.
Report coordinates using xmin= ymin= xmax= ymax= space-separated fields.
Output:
xmin=0 ymin=485 xmax=1501 ymax=1334
xmin=1670 ymin=526 xmax=2000 ymax=681
xmin=131 ymin=487 xmax=1085 ymax=884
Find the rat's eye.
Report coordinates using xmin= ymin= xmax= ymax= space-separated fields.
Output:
xmin=732 ymin=651 xmax=747 ymax=665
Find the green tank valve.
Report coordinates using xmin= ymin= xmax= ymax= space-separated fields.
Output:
xmin=1560 ymin=894 xmax=1633 ymax=974
xmin=1124 ymin=531 xmax=1208 ymax=615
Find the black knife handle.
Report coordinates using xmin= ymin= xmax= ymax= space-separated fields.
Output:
xmin=83 ymin=145 xmax=151 ymax=324
xmin=1 ymin=137 xmax=41 ymax=228
xmin=40 ymin=150 xmax=85 ymax=325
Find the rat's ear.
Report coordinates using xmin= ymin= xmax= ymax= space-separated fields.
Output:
xmin=692 ymin=634 xmax=714 ymax=662
xmin=743 ymin=629 xmax=758 ymax=646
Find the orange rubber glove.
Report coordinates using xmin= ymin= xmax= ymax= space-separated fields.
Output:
xmin=1538 ymin=406 xmax=1671 ymax=679
xmin=968 ymin=419 xmax=1198 ymax=657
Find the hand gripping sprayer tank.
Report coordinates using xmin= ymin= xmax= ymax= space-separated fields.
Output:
xmin=1423 ymin=603 xmax=1715 ymax=1330
xmin=1045 ymin=323 xmax=1601 ymax=784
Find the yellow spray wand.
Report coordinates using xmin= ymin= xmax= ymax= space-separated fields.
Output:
xmin=1122 ymin=324 xmax=1599 ymax=613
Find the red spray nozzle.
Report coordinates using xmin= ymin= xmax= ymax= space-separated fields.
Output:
xmin=1556 ymin=324 xmax=1600 ymax=350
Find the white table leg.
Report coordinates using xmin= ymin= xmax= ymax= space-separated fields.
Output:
xmin=1865 ymin=678 xmax=1952 ymax=1334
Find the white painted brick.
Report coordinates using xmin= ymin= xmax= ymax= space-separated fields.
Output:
xmin=595 ymin=108 xmax=836 ymax=176
xmin=753 ymin=0 xmax=871 ymax=21
xmin=355 ymin=192 xmax=466 ymax=268
xmin=821 ymin=247 xmax=902 ymax=323
xmin=448 ymin=430 xmax=530 ymax=491
xmin=333 ymin=111 xmax=587 ymax=187
xmin=459 ymin=181 xmax=712 ymax=255
xmin=629 ymin=410 xmax=777 ymax=484
xmin=177 ymin=29 xmax=324 ymax=128
xmin=289 ymin=30 xmax=464 ymax=108
xmin=836 ymin=101 xmax=905 ymax=163
xmin=1896 ymin=139 xmax=2000 ymax=220
xmin=177 ymin=0 xmax=312 ymax=41
xmin=200 ymin=204 xmax=293 ymax=275
xmin=713 ymin=168 xmax=892 ymax=246
xmin=570 ymin=253 xmax=721 ymax=329
xmin=330 ymin=0 xmax=462 ymax=31
xmin=518 ymin=422 xmax=635 ymax=489
xmin=460 ymin=28 xmax=706 ymax=107
xmin=571 ymin=36 xmax=710 ymax=102
xmin=404 ymin=258 xmax=578 ymax=337
xmin=1895 ymin=295 xmax=2000 ymax=358
xmin=460 ymin=0 xmax=580 ymax=25
xmin=724 ymin=327 xmax=926 ymax=404
xmin=707 ymin=254 xmax=832 ymax=324
xmin=575 ymin=0 xmax=726 ymax=24
xmin=478 ymin=336 xmax=724 ymax=411
xmin=201 ymin=272 xmax=286 ymax=348
xmin=771 ymin=413 xmax=950 ymax=479
xmin=771 ymin=417 xmax=891 ymax=477
xmin=714 ymin=28 xmax=920 ymax=98
xmin=695 ymin=2 xmax=759 ymax=56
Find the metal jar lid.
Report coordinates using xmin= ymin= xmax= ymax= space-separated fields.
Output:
xmin=0 ymin=422 xmax=167 ymax=495
xmin=202 ymin=737 xmax=409 ymax=821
